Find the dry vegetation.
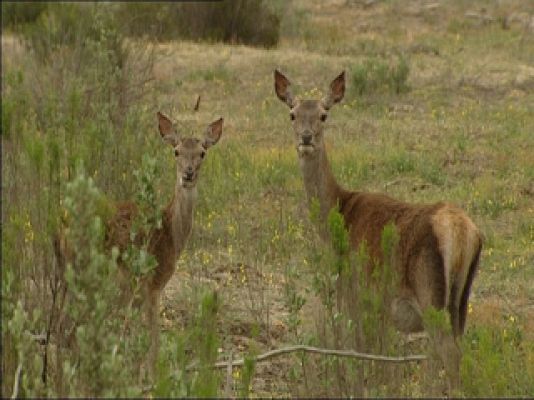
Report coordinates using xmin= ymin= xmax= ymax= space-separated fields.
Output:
xmin=3 ymin=0 xmax=534 ymax=397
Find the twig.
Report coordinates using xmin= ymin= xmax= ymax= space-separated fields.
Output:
xmin=187 ymin=344 xmax=427 ymax=371
xmin=11 ymin=362 xmax=23 ymax=399
xmin=193 ymin=95 xmax=201 ymax=112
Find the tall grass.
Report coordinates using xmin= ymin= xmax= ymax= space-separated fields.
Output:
xmin=3 ymin=0 xmax=534 ymax=397
xmin=1 ymin=6 xmax=223 ymax=397
xmin=1 ymin=2 xmax=285 ymax=48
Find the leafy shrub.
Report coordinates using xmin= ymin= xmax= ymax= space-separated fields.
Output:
xmin=118 ymin=0 xmax=281 ymax=47
xmin=1 ymin=1 xmax=48 ymax=29
xmin=5 ymin=2 xmax=283 ymax=50
xmin=461 ymin=324 xmax=534 ymax=396
xmin=57 ymin=165 xmax=141 ymax=397
xmin=296 ymin=206 xmax=409 ymax=397
xmin=351 ymin=55 xmax=410 ymax=96
xmin=153 ymin=289 xmax=222 ymax=397
xmin=21 ymin=3 xmax=129 ymax=71
xmin=294 ymin=200 xmax=534 ymax=397
xmin=1 ymin=4 xmax=156 ymax=396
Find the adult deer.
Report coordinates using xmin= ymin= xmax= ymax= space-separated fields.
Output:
xmin=55 ymin=112 xmax=223 ymax=380
xmin=274 ymin=69 xmax=482 ymax=388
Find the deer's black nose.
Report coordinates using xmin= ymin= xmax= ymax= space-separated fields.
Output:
xmin=184 ymin=168 xmax=194 ymax=180
xmin=302 ymin=135 xmax=312 ymax=145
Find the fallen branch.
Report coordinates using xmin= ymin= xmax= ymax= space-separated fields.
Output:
xmin=187 ymin=345 xmax=427 ymax=371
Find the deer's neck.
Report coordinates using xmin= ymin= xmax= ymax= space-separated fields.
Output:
xmin=299 ymin=147 xmax=345 ymax=238
xmin=165 ymin=185 xmax=197 ymax=257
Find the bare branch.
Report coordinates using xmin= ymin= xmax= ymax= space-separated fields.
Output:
xmin=193 ymin=95 xmax=201 ymax=112
xmin=187 ymin=344 xmax=427 ymax=371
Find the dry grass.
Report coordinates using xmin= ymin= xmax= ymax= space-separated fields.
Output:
xmin=147 ymin=1 xmax=534 ymax=395
xmin=3 ymin=0 xmax=533 ymax=396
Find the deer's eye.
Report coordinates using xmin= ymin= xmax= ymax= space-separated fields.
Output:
xmin=174 ymin=149 xmax=179 ymax=157
xmin=200 ymin=151 xmax=206 ymax=159
xmin=320 ymin=114 xmax=327 ymax=122
xmin=290 ymin=113 xmax=295 ymax=121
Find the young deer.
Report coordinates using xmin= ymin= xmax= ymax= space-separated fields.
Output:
xmin=109 ymin=112 xmax=223 ymax=376
xmin=274 ymin=69 xmax=482 ymax=387
xmin=55 ymin=112 xmax=223 ymax=380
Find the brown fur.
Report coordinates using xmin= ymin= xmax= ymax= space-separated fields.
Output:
xmin=105 ymin=198 xmax=187 ymax=294
xmin=54 ymin=112 xmax=223 ymax=381
xmin=274 ymin=69 xmax=482 ymax=339
xmin=275 ymin=69 xmax=482 ymax=391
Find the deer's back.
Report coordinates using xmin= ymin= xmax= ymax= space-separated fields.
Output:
xmin=339 ymin=191 xmax=481 ymax=309
xmin=340 ymin=192 xmax=441 ymax=260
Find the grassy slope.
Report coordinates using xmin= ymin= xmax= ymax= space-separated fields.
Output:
xmin=3 ymin=0 xmax=532 ymax=396
xmin=149 ymin=0 xmax=533 ymax=395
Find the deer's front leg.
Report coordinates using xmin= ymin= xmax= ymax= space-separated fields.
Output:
xmin=144 ymin=286 xmax=161 ymax=383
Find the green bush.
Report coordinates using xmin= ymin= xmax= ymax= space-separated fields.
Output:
xmin=1 ymin=1 xmax=48 ymax=29
xmin=21 ymin=3 xmax=129 ymax=70
xmin=2 ymin=5 xmax=156 ymax=395
xmin=117 ymin=0 xmax=281 ymax=47
xmin=5 ymin=2 xmax=283 ymax=54
xmin=461 ymin=325 xmax=534 ymax=396
xmin=351 ymin=55 xmax=410 ymax=96
xmin=297 ymin=207 xmax=407 ymax=397
xmin=58 ymin=165 xmax=141 ymax=397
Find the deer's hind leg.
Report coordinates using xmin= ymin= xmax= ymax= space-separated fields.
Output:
xmin=390 ymin=292 xmax=424 ymax=334
xmin=137 ymin=283 xmax=161 ymax=384
xmin=416 ymin=245 xmax=461 ymax=394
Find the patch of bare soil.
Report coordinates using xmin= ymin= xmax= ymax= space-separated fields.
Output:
xmin=163 ymin=260 xmax=295 ymax=395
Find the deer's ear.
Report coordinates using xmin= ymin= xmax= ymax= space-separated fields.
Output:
xmin=204 ymin=117 xmax=223 ymax=149
xmin=322 ymin=71 xmax=345 ymax=110
xmin=157 ymin=111 xmax=179 ymax=147
xmin=274 ymin=69 xmax=295 ymax=108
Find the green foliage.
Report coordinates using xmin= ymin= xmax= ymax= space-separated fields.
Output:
xmin=390 ymin=55 xmax=410 ymax=94
xmin=3 ymin=0 xmax=534 ymax=396
xmin=474 ymin=193 xmax=518 ymax=218
xmin=117 ymin=1 xmax=281 ymax=47
xmin=153 ymin=331 xmax=190 ymax=398
xmin=351 ymin=55 xmax=410 ymax=96
xmin=2 ymin=294 xmax=44 ymax=397
xmin=303 ymin=209 xmax=405 ymax=396
xmin=122 ymin=155 xmax=163 ymax=277
xmin=188 ymin=64 xmax=235 ymax=84
xmin=61 ymin=166 xmax=128 ymax=396
xmin=284 ymin=263 xmax=307 ymax=341
xmin=1 ymin=6 xmax=161 ymax=395
xmin=192 ymin=291 xmax=221 ymax=397
xmin=21 ymin=3 xmax=125 ymax=65
xmin=327 ymin=206 xmax=350 ymax=256
xmin=151 ymin=290 xmax=223 ymax=397
xmin=1 ymin=1 xmax=48 ymax=29
xmin=422 ymin=307 xmax=452 ymax=336
xmin=240 ymin=351 xmax=257 ymax=398
xmin=380 ymin=222 xmax=398 ymax=259
xmin=461 ymin=325 xmax=534 ymax=396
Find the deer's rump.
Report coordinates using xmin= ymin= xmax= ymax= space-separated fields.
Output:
xmin=339 ymin=190 xmax=482 ymax=335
